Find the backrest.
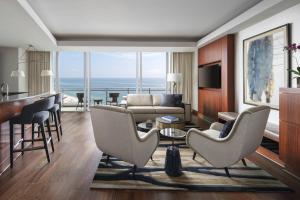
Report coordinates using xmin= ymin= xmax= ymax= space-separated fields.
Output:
xmin=227 ymin=106 xmax=270 ymax=159
xmin=54 ymin=93 xmax=62 ymax=104
xmin=90 ymin=105 xmax=139 ymax=163
xmin=20 ymin=96 xmax=55 ymax=123
xmin=76 ymin=93 xmax=84 ymax=102
xmin=127 ymin=94 xmax=153 ymax=106
xmin=152 ymin=94 xmax=161 ymax=106
xmin=109 ymin=93 xmax=119 ymax=102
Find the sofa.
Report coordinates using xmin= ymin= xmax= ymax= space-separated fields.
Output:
xmin=124 ymin=94 xmax=191 ymax=122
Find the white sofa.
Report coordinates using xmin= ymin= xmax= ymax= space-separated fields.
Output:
xmin=124 ymin=94 xmax=191 ymax=122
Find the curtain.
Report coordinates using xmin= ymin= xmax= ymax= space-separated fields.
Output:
xmin=28 ymin=51 xmax=50 ymax=95
xmin=171 ymin=52 xmax=193 ymax=103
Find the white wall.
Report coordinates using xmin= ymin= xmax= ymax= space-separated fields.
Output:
xmin=235 ymin=3 xmax=300 ymax=125
xmin=0 ymin=47 xmax=19 ymax=91
xmin=0 ymin=47 xmax=28 ymax=92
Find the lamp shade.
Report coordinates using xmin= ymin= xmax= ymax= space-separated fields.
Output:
xmin=41 ymin=70 xmax=54 ymax=77
xmin=11 ymin=70 xmax=25 ymax=77
xmin=167 ymin=73 xmax=182 ymax=82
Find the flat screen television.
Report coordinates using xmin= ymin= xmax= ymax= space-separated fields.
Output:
xmin=198 ymin=64 xmax=221 ymax=88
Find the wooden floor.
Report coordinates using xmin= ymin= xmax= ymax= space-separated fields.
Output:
xmin=0 ymin=112 xmax=299 ymax=200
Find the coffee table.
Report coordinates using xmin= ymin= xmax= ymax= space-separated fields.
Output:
xmin=137 ymin=121 xmax=155 ymax=132
xmin=156 ymin=117 xmax=185 ymax=130
xmin=160 ymin=128 xmax=186 ymax=177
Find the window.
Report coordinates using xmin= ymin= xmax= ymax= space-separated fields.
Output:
xmin=141 ymin=52 xmax=167 ymax=94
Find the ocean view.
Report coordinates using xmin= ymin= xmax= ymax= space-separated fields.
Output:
xmin=60 ymin=78 xmax=166 ymax=105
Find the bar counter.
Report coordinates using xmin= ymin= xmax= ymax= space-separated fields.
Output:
xmin=0 ymin=93 xmax=51 ymax=174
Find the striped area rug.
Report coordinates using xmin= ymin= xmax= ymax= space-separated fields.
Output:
xmin=91 ymin=141 xmax=291 ymax=192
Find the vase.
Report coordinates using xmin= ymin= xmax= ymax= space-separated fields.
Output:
xmin=297 ymin=77 xmax=300 ymax=88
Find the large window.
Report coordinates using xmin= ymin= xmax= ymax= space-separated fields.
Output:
xmin=58 ymin=51 xmax=84 ymax=107
xmin=90 ymin=52 xmax=136 ymax=104
xmin=57 ymin=51 xmax=168 ymax=108
xmin=141 ymin=52 xmax=166 ymax=94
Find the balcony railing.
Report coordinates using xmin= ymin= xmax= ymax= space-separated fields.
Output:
xmin=61 ymin=87 xmax=166 ymax=107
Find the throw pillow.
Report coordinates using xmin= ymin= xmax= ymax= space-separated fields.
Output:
xmin=219 ymin=120 xmax=235 ymax=138
xmin=160 ymin=94 xmax=176 ymax=107
xmin=160 ymin=94 xmax=183 ymax=107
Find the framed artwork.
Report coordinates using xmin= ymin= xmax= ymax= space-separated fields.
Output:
xmin=243 ymin=24 xmax=291 ymax=110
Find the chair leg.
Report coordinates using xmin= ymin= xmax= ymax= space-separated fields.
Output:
xmin=193 ymin=152 xmax=197 ymax=160
xmin=242 ymin=158 xmax=247 ymax=166
xmin=57 ymin=110 xmax=63 ymax=136
xmin=224 ymin=167 xmax=231 ymax=177
xmin=9 ymin=122 xmax=14 ymax=168
xmin=37 ymin=125 xmax=41 ymax=138
xmin=46 ymin=119 xmax=54 ymax=152
xmin=40 ymin=122 xmax=50 ymax=163
xmin=53 ymin=112 xmax=60 ymax=141
xmin=31 ymin=123 xmax=35 ymax=144
xmin=132 ymin=165 xmax=137 ymax=178
xmin=21 ymin=124 xmax=25 ymax=155
xmin=106 ymin=155 xmax=110 ymax=165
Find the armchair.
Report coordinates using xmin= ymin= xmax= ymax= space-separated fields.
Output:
xmin=90 ymin=105 xmax=160 ymax=173
xmin=186 ymin=106 xmax=270 ymax=176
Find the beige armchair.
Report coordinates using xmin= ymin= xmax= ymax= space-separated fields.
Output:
xmin=90 ymin=105 xmax=159 ymax=174
xmin=186 ymin=106 xmax=270 ymax=176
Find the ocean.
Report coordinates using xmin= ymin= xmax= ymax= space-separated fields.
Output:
xmin=60 ymin=78 xmax=166 ymax=104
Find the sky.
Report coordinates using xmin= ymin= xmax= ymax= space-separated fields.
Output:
xmin=59 ymin=51 xmax=166 ymax=78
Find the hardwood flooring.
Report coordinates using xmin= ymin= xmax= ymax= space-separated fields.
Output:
xmin=0 ymin=112 xmax=299 ymax=200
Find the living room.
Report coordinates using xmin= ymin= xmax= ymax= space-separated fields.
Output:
xmin=0 ymin=0 xmax=300 ymax=199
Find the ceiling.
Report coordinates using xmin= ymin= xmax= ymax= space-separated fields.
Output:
xmin=0 ymin=0 xmax=56 ymax=49
xmin=28 ymin=0 xmax=262 ymax=41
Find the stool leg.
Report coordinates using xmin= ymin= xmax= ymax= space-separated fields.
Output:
xmin=31 ymin=123 xmax=35 ymax=144
xmin=46 ymin=119 xmax=54 ymax=152
xmin=21 ymin=124 xmax=25 ymax=155
xmin=40 ymin=122 xmax=50 ymax=163
xmin=9 ymin=122 xmax=14 ymax=168
xmin=53 ymin=112 xmax=60 ymax=141
xmin=57 ymin=110 xmax=63 ymax=136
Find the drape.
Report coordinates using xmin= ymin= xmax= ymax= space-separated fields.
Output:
xmin=28 ymin=51 xmax=50 ymax=95
xmin=171 ymin=52 xmax=193 ymax=103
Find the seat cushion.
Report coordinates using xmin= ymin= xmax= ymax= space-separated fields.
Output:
xmin=32 ymin=111 xmax=50 ymax=123
xmin=154 ymin=106 xmax=184 ymax=114
xmin=127 ymin=94 xmax=153 ymax=106
xmin=127 ymin=106 xmax=156 ymax=114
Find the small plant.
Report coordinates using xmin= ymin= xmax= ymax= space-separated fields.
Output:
xmin=284 ymin=43 xmax=300 ymax=78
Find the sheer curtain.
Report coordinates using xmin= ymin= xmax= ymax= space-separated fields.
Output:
xmin=28 ymin=51 xmax=51 ymax=95
xmin=171 ymin=52 xmax=193 ymax=103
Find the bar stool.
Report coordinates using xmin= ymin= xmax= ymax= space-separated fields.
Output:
xmin=9 ymin=96 xmax=55 ymax=168
xmin=48 ymin=93 xmax=63 ymax=141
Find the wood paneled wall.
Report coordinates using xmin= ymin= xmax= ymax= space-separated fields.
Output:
xmin=198 ymin=35 xmax=235 ymax=120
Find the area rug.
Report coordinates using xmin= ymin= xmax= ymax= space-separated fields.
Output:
xmin=91 ymin=142 xmax=291 ymax=192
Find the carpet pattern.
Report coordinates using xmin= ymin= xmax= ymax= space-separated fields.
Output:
xmin=91 ymin=142 xmax=291 ymax=192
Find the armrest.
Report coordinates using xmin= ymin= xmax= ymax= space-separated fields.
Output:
xmin=210 ymin=122 xmax=224 ymax=131
xmin=183 ymin=103 xmax=191 ymax=122
xmin=139 ymin=128 xmax=160 ymax=142
xmin=186 ymin=128 xmax=222 ymax=143
xmin=119 ymin=100 xmax=127 ymax=108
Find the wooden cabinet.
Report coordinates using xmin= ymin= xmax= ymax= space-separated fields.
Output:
xmin=198 ymin=35 xmax=234 ymax=120
xmin=279 ymin=88 xmax=300 ymax=177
